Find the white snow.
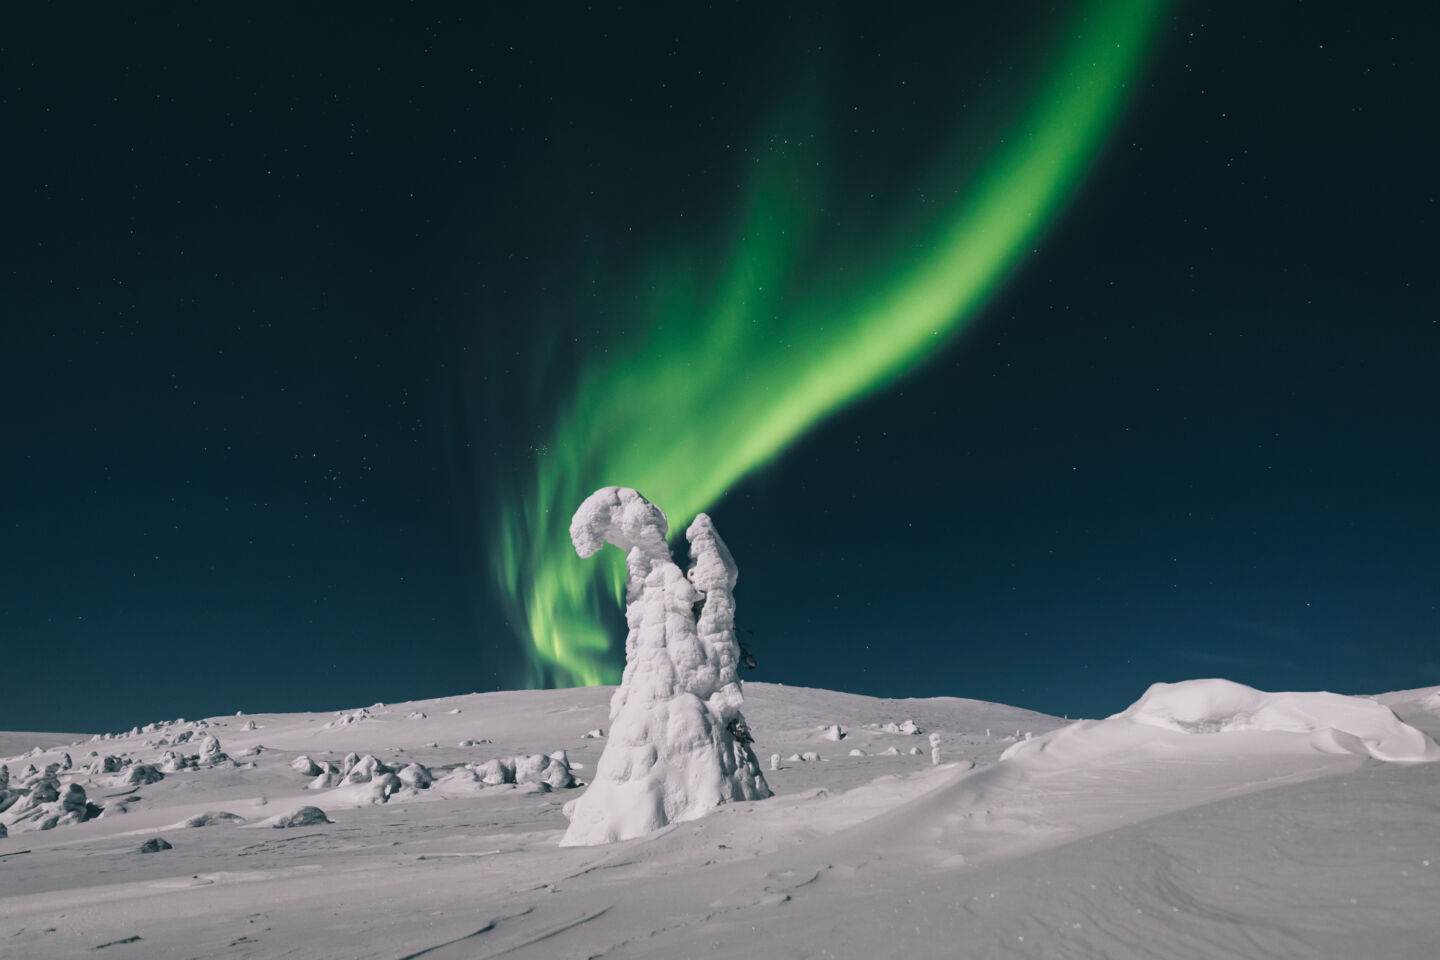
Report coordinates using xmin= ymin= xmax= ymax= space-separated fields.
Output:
xmin=290 ymin=754 xmax=321 ymax=776
xmin=396 ymin=762 xmax=433 ymax=789
xmin=0 ymin=680 xmax=1435 ymax=958
xmin=1107 ymin=678 xmax=1439 ymax=761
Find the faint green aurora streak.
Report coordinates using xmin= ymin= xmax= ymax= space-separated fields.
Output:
xmin=495 ymin=1 xmax=1163 ymax=686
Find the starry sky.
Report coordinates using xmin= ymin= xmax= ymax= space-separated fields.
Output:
xmin=4 ymin=2 xmax=1436 ymax=733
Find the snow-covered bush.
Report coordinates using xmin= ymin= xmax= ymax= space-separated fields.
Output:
xmin=340 ymin=755 xmax=391 ymax=786
xmin=291 ymin=755 xmax=322 ymax=777
xmin=397 ymin=762 xmax=433 ymax=789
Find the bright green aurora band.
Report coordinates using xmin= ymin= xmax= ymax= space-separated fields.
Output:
xmin=495 ymin=1 xmax=1163 ymax=687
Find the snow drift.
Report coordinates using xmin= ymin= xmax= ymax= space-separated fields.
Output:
xmin=1005 ymin=678 xmax=1439 ymax=767
xmin=3 ymin=680 xmax=1438 ymax=958
xmin=1116 ymin=678 xmax=1439 ymax=761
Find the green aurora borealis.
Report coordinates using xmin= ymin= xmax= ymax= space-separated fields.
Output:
xmin=495 ymin=0 xmax=1165 ymax=687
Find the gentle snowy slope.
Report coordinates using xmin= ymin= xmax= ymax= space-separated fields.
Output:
xmin=1 ymin=681 xmax=1435 ymax=959
xmin=0 ymin=734 xmax=92 ymax=758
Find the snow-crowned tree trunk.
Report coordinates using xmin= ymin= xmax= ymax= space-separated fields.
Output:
xmin=560 ymin=487 xmax=770 ymax=846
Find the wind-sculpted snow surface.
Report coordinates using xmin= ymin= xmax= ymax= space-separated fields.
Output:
xmin=7 ymin=682 xmax=1440 ymax=958
xmin=1003 ymin=678 xmax=1440 ymax=769
xmin=1112 ymin=678 xmax=1440 ymax=761
xmin=561 ymin=487 xmax=770 ymax=846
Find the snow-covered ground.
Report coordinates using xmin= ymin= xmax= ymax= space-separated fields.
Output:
xmin=2 ymin=680 xmax=1437 ymax=959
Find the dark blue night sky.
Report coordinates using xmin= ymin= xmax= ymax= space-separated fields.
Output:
xmin=3 ymin=3 xmax=1436 ymax=733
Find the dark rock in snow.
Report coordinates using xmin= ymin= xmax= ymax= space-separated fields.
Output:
xmin=182 ymin=811 xmax=245 ymax=828
xmin=125 ymin=764 xmax=164 ymax=785
xmin=273 ymin=806 xmax=332 ymax=828
xmin=60 ymin=783 xmax=87 ymax=815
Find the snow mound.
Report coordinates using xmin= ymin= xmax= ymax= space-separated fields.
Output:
xmin=339 ymin=754 xmax=391 ymax=786
xmin=396 ymin=762 xmax=432 ymax=789
xmin=291 ymin=755 xmax=321 ymax=777
xmin=1003 ymin=680 xmax=1440 ymax=770
xmin=324 ymin=710 xmax=371 ymax=729
xmin=472 ymin=758 xmax=511 ymax=785
xmin=876 ymin=720 xmax=922 ymax=735
xmin=1112 ymin=679 xmax=1439 ymax=762
xmin=157 ymin=751 xmax=194 ymax=773
xmin=328 ymin=773 xmax=406 ymax=806
xmin=57 ymin=783 xmax=86 ymax=813
xmin=433 ymin=768 xmax=486 ymax=795
xmin=1 ymin=779 xmax=99 ymax=834
xmin=124 ymin=764 xmax=164 ymax=785
xmin=516 ymin=753 xmax=574 ymax=789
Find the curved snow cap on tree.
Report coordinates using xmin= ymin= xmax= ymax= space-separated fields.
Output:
xmin=560 ymin=488 xmax=770 ymax=846
xmin=1111 ymin=678 xmax=1440 ymax=762
xmin=569 ymin=486 xmax=670 ymax=565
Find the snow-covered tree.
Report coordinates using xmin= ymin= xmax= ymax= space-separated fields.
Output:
xmin=560 ymin=487 xmax=770 ymax=846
